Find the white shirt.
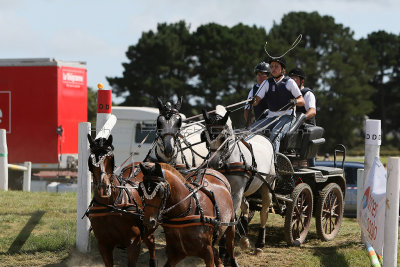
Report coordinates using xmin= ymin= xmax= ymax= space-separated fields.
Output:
xmin=255 ymin=76 xmax=302 ymax=117
xmin=303 ymin=89 xmax=316 ymax=111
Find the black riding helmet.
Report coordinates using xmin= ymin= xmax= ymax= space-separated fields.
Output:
xmin=254 ymin=62 xmax=270 ymax=74
xmin=289 ymin=67 xmax=306 ymax=79
xmin=269 ymin=57 xmax=286 ymax=69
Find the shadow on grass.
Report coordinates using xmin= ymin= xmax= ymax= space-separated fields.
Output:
xmin=244 ymin=222 xmax=356 ymax=267
xmin=6 ymin=210 xmax=45 ymax=254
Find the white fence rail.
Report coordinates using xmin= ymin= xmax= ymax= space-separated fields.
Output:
xmin=0 ymin=129 xmax=32 ymax=191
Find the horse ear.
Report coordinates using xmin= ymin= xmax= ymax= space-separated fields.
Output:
xmin=221 ymin=110 xmax=231 ymax=125
xmin=156 ymin=97 xmax=164 ymax=112
xmin=107 ymin=134 xmax=113 ymax=145
xmin=202 ymin=109 xmax=210 ymax=123
xmin=175 ymin=96 xmax=183 ymax=111
xmin=87 ymin=134 xmax=94 ymax=147
xmin=154 ymin=163 xmax=163 ymax=177
xmin=139 ymin=163 xmax=151 ymax=176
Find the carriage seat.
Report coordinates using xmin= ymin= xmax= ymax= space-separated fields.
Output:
xmin=280 ymin=114 xmax=325 ymax=159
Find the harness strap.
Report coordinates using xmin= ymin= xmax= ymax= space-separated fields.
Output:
xmin=86 ymin=200 xmax=142 ymax=218
xmin=162 ymin=183 xmax=204 ymax=215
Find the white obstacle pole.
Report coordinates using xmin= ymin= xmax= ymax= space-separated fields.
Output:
xmin=0 ymin=129 xmax=8 ymax=191
xmin=95 ymin=83 xmax=112 ymax=137
xmin=23 ymin=161 xmax=32 ymax=192
xmin=96 ymin=114 xmax=117 ymax=140
xmin=383 ymin=157 xmax=400 ymax=267
xmin=76 ymin=122 xmax=91 ymax=253
xmin=364 ymin=119 xmax=381 ymax=180
xmin=362 ymin=119 xmax=381 ymax=243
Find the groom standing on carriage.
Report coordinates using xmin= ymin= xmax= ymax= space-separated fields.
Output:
xmin=244 ymin=61 xmax=270 ymax=127
xmin=248 ymin=57 xmax=305 ymax=153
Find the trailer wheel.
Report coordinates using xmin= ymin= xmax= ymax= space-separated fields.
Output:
xmin=284 ymin=183 xmax=313 ymax=246
xmin=316 ymin=183 xmax=344 ymax=241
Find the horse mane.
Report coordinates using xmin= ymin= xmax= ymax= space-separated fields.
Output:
xmin=215 ymin=105 xmax=233 ymax=132
xmin=158 ymin=163 xmax=187 ymax=184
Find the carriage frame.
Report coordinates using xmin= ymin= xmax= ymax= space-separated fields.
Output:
xmin=245 ymin=113 xmax=347 ymax=246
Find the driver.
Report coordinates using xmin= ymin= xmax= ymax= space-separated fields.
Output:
xmin=249 ymin=57 xmax=305 ymax=152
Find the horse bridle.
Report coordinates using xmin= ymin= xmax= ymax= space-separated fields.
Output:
xmin=155 ymin=113 xmax=182 ymax=161
xmin=89 ymin=148 xmax=116 ymax=194
xmin=139 ymin=174 xmax=170 ymax=225
xmin=204 ymin=124 xmax=232 ymax=168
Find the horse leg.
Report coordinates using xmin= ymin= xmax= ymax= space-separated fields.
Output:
xmin=143 ymin=234 xmax=157 ymax=267
xmin=98 ymin=242 xmax=114 ymax=267
xmin=218 ymin=235 xmax=227 ymax=264
xmin=239 ymin=198 xmax=250 ymax=235
xmin=255 ymin=184 xmax=272 ymax=249
xmin=202 ymin=244 xmax=215 ymax=267
xmin=213 ymin=246 xmax=222 ymax=267
xmin=225 ymin=225 xmax=239 ymax=267
xmin=127 ymin=236 xmax=141 ymax=267
xmin=164 ymin=245 xmax=185 ymax=267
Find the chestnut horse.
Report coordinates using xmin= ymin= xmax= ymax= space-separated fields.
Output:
xmin=87 ymin=134 xmax=156 ymax=267
xmin=139 ymin=163 xmax=239 ymax=267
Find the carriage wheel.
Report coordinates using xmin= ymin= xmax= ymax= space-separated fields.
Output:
xmin=316 ymin=183 xmax=344 ymax=241
xmin=284 ymin=183 xmax=313 ymax=246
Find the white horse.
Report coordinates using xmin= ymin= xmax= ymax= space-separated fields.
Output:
xmin=202 ymin=105 xmax=276 ymax=250
xmin=145 ymin=97 xmax=208 ymax=169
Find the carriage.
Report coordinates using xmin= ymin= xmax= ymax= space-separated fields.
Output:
xmin=85 ymin=99 xmax=347 ymax=266
xmin=151 ymin=100 xmax=347 ymax=247
xmin=244 ymin=113 xmax=347 ymax=245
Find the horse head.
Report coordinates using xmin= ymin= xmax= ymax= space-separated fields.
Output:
xmin=87 ymin=134 xmax=115 ymax=198
xmin=201 ymin=106 xmax=232 ymax=168
xmin=138 ymin=162 xmax=170 ymax=231
xmin=155 ymin=97 xmax=183 ymax=160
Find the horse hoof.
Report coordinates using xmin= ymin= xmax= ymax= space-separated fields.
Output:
xmin=149 ymin=258 xmax=157 ymax=267
xmin=251 ymin=248 xmax=263 ymax=256
xmin=293 ymin=240 xmax=301 ymax=247
xmin=239 ymin=237 xmax=250 ymax=250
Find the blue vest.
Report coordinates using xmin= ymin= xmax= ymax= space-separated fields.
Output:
xmin=265 ymin=77 xmax=293 ymax=112
xmin=297 ymin=87 xmax=316 ymax=125
xmin=252 ymin=84 xmax=268 ymax=120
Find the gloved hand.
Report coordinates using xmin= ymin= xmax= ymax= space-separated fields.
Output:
xmin=248 ymin=97 xmax=256 ymax=106
xmin=289 ymin=98 xmax=297 ymax=106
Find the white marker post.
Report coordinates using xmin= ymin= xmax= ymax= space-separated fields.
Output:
xmin=362 ymin=119 xmax=381 ymax=243
xmin=0 ymin=129 xmax=8 ymax=191
xmin=76 ymin=122 xmax=91 ymax=253
xmin=383 ymin=157 xmax=400 ymax=267
xmin=364 ymin=119 xmax=381 ymax=180
xmin=23 ymin=161 xmax=32 ymax=192
xmin=95 ymin=83 xmax=112 ymax=137
xmin=356 ymin=168 xmax=364 ymax=223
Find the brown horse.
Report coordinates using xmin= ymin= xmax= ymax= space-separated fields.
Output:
xmin=87 ymin=134 xmax=156 ymax=267
xmin=138 ymin=162 xmax=239 ymax=267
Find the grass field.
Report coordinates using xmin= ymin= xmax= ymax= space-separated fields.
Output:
xmin=0 ymin=191 xmax=398 ymax=266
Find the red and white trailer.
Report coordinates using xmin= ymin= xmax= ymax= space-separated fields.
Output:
xmin=0 ymin=58 xmax=87 ymax=169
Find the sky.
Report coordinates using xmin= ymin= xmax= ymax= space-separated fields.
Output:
xmin=0 ymin=0 xmax=399 ymax=103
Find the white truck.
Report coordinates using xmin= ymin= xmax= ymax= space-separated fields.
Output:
xmin=110 ymin=106 xmax=159 ymax=167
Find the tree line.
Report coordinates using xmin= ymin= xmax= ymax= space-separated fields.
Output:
xmin=103 ymin=11 xmax=400 ymax=152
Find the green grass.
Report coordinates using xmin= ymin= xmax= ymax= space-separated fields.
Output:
xmin=0 ymin=191 xmax=398 ymax=266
